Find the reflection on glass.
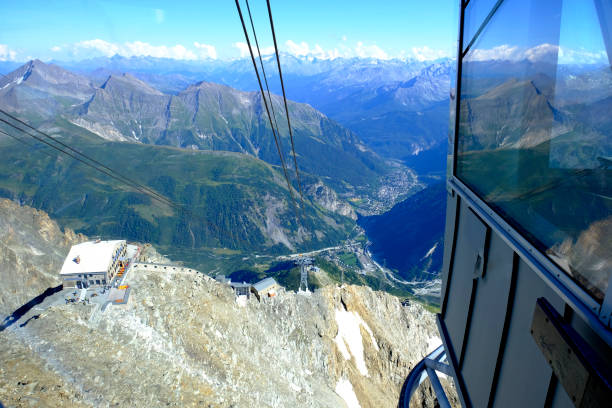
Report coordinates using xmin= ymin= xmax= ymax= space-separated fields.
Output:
xmin=456 ymin=0 xmax=611 ymax=301
xmin=448 ymin=62 xmax=457 ymax=179
xmin=462 ymin=0 xmax=500 ymax=50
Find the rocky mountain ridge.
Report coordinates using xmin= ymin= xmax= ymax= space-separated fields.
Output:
xmin=0 ymin=199 xmax=457 ymax=407
xmin=10 ymin=55 xmax=453 ymax=162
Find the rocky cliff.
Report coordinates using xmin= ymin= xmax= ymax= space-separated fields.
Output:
xmin=0 ymin=199 xmax=86 ymax=315
xmin=0 ymin=200 xmax=456 ymax=407
xmin=306 ymin=182 xmax=357 ymax=220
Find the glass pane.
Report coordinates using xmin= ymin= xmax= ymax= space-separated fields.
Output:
xmin=457 ymin=0 xmax=611 ymax=302
xmin=463 ymin=0 xmax=500 ymax=51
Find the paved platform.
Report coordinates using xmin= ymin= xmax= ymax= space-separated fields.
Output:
xmin=108 ymin=286 xmax=130 ymax=304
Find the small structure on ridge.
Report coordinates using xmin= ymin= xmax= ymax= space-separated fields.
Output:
xmin=252 ymin=277 xmax=281 ymax=300
xmin=230 ymin=281 xmax=252 ymax=298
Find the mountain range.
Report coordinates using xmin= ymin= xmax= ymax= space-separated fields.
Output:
xmin=357 ymin=58 xmax=612 ymax=287
xmin=1 ymin=60 xmax=389 ymax=193
xmin=0 ymin=60 xmax=397 ymax=265
xmin=28 ymin=54 xmax=454 ymax=163
xmin=3 ymin=54 xmax=606 ymax=294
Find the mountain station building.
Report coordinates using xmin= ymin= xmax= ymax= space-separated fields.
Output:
xmin=60 ymin=240 xmax=127 ymax=289
xmin=252 ymin=277 xmax=281 ymax=300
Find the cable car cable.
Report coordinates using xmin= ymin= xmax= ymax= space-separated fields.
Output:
xmin=266 ymin=0 xmax=306 ymax=214
xmin=1 ymin=117 xmax=217 ymax=232
xmin=245 ymin=0 xmax=283 ymax=149
xmin=235 ymin=0 xmax=300 ymax=223
xmin=0 ymin=117 xmax=185 ymax=212
xmin=0 ymin=128 xmax=58 ymax=159
xmin=0 ymin=108 xmax=174 ymax=207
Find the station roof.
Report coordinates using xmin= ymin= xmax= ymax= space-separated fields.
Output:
xmin=230 ymin=282 xmax=251 ymax=289
xmin=60 ymin=240 xmax=125 ymax=275
xmin=252 ymin=277 xmax=278 ymax=292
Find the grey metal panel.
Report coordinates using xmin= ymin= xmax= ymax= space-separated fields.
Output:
xmin=440 ymin=189 xmax=459 ymax=314
xmin=443 ymin=202 xmax=488 ymax=360
xmin=437 ymin=315 xmax=472 ymax=408
xmin=449 ymin=178 xmax=609 ymax=345
xmin=492 ymin=260 xmax=565 ymax=408
xmin=461 ymin=232 xmax=514 ymax=408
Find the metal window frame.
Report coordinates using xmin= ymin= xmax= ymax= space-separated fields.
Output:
xmin=399 ymin=344 xmax=455 ymax=408
xmin=450 ymin=0 xmax=612 ymax=340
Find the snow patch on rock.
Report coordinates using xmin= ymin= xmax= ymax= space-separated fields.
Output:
xmin=333 ymin=308 xmax=378 ymax=376
xmin=335 ymin=378 xmax=361 ymax=408
xmin=423 ymin=242 xmax=438 ymax=259
xmin=426 ymin=336 xmax=442 ymax=354
xmin=29 ymin=246 xmax=44 ymax=256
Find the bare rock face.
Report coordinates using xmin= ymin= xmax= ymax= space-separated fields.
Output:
xmin=307 ymin=182 xmax=357 ymax=220
xmin=0 ymin=199 xmax=86 ymax=314
xmin=0 ymin=201 xmax=455 ymax=407
xmin=0 ymin=334 xmax=91 ymax=407
xmin=1 ymin=270 xmax=446 ymax=407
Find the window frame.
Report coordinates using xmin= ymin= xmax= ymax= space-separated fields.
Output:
xmin=449 ymin=0 xmax=612 ymax=333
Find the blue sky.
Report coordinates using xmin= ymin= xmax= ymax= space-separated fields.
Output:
xmin=1 ymin=0 xmax=605 ymax=64
xmin=0 ymin=0 xmax=459 ymax=61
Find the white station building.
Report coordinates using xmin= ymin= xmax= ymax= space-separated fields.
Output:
xmin=60 ymin=240 xmax=127 ymax=289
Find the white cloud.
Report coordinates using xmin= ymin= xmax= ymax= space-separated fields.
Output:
xmin=68 ymin=37 xmax=447 ymax=62
xmin=466 ymin=44 xmax=521 ymax=62
xmin=258 ymin=45 xmax=275 ymax=56
xmin=282 ymin=39 xmax=387 ymax=60
xmin=408 ymin=46 xmax=452 ymax=62
xmin=524 ymin=43 xmax=559 ymax=62
xmin=285 ymin=40 xmax=336 ymax=59
xmin=72 ymin=39 xmax=218 ymax=60
xmin=558 ymin=46 xmax=607 ymax=64
xmin=75 ymin=39 xmax=119 ymax=57
xmin=285 ymin=40 xmax=310 ymax=56
xmin=355 ymin=41 xmax=389 ymax=59
xmin=232 ymin=41 xmax=274 ymax=59
xmin=193 ymin=42 xmax=217 ymax=59
xmin=154 ymin=9 xmax=165 ymax=24
xmin=0 ymin=44 xmax=17 ymax=61
xmin=51 ymin=45 xmax=62 ymax=52
xmin=466 ymin=43 xmax=608 ymax=64
xmin=125 ymin=42 xmax=197 ymax=59
xmin=280 ymin=40 xmax=451 ymax=61
xmin=233 ymin=42 xmax=250 ymax=58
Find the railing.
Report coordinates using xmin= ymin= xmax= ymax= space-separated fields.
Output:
xmin=399 ymin=345 xmax=453 ymax=408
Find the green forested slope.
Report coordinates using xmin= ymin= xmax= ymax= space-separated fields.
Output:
xmin=0 ymin=122 xmax=354 ymax=258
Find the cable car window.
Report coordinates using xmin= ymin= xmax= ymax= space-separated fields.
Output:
xmin=462 ymin=0 xmax=500 ymax=51
xmin=456 ymin=0 xmax=611 ymax=302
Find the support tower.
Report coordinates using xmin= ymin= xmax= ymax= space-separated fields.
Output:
xmin=295 ymin=256 xmax=314 ymax=292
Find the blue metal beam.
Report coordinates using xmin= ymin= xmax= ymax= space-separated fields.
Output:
xmin=400 ymin=344 xmax=457 ymax=407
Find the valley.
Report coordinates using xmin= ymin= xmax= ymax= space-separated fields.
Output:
xmin=0 ymin=57 xmax=439 ymax=305
xmin=3 ymin=54 xmax=606 ymax=307
xmin=1 ymin=1 xmax=611 ymax=406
